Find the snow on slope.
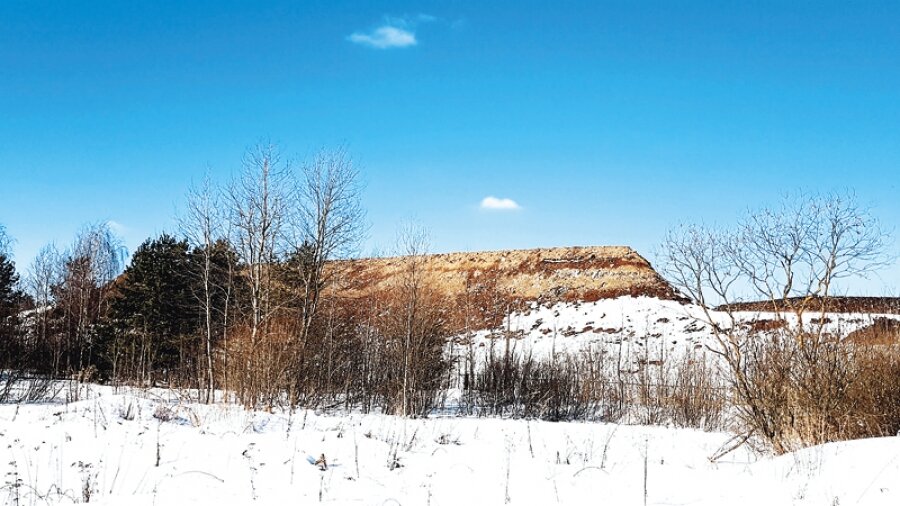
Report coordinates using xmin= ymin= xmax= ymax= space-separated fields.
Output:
xmin=460 ymin=296 xmax=900 ymax=363
xmin=1 ymin=388 xmax=898 ymax=505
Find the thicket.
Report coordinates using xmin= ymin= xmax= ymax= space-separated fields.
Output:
xmin=457 ymin=344 xmax=727 ymax=428
xmin=662 ymin=192 xmax=900 ymax=454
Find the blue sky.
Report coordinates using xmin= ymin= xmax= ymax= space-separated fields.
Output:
xmin=2 ymin=1 xmax=899 ymax=293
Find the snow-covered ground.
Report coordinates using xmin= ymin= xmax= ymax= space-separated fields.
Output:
xmin=4 ymin=297 xmax=899 ymax=505
xmin=1 ymin=386 xmax=898 ymax=505
xmin=460 ymin=296 xmax=899 ymax=363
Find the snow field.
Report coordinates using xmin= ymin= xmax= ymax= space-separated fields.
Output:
xmin=2 ymin=387 xmax=899 ymax=505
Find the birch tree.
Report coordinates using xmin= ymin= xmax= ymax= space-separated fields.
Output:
xmin=182 ymin=173 xmax=222 ymax=402
xmin=26 ymin=244 xmax=62 ymax=373
xmin=290 ymin=147 xmax=365 ymax=346
xmin=226 ymin=143 xmax=291 ymax=406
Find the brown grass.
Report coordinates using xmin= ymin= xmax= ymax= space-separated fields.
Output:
xmin=734 ymin=335 xmax=900 ymax=454
xmin=845 ymin=318 xmax=900 ymax=345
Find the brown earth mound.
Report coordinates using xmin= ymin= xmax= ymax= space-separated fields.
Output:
xmin=719 ymin=297 xmax=900 ymax=315
xmin=332 ymin=246 xmax=681 ymax=306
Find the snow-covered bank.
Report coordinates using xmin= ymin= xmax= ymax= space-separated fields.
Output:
xmin=460 ymin=296 xmax=900 ymax=363
xmin=1 ymin=387 xmax=898 ymax=505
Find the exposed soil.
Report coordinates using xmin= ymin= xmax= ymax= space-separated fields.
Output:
xmin=331 ymin=245 xmax=682 ymax=304
xmin=719 ymin=297 xmax=900 ymax=315
xmin=326 ymin=246 xmax=683 ymax=330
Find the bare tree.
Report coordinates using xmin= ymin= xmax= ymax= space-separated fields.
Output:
xmin=290 ymin=147 xmax=365 ymax=346
xmin=729 ymin=192 xmax=888 ymax=335
xmin=384 ymin=222 xmax=449 ymax=416
xmin=56 ymin=222 xmax=125 ymax=375
xmin=0 ymin=224 xmax=11 ymax=257
xmin=661 ymin=191 xmax=889 ymax=453
xmin=664 ymin=193 xmax=886 ymax=331
xmin=27 ymin=244 xmax=60 ymax=309
xmin=181 ymin=173 xmax=221 ymax=403
xmin=26 ymin=244 xmax=62 ymax=373
xmin=397 ymin=223 xmax=429 ymax=416
xmin=226 ymin=143 xmax=291 ymax=406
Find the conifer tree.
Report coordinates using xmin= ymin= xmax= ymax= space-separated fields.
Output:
xmin=0 ymin=252 xmax=24 ymax=368
xmin=111 ymin=234 xmax=196 ymax=384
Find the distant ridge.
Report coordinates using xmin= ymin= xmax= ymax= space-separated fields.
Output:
xmin=719 ymin=296 xmax=900 ymax=315
xmin=333 ymin=245 xmax=682 ymax=305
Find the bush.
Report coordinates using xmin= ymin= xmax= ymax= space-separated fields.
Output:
xmin=734 ymin=333 xmax=900 ymax=453
xmin=462 ymin=341 xmax=727 ymax=428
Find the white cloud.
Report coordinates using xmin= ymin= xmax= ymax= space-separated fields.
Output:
xmin=107 ymin=220 xmax=128 ymax=235
xmin=348 ymin=25 xmax=417 ymax=49
xmin=480 ymin=196 xmax=521 ymax=211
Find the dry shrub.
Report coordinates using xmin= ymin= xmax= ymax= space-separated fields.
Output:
xmin=845 ymin=318 xmax=900 ymax=345
xmin=463 ymin=344 xmax=726 ymax=429
xmin=369 ymin=288 xmax=452 ymax=417
xmin=735 ymin=334 xmax=900 ymax=453
xmin=153 ymin=404 xmax=175 ymax=421
xmin=667 ymin=354 xmax=727 ymax=430
xmin=218 ymin=280 xmax=453 ymax=416
xmin=467 ymin=349 xmax=593 ymax=421
xmin=629 ymin=351 xmax=726 ymax=429
xmin=847 ymin=347 xmax=900 ymax=437
xmin=225 ymin=321 xmax=297 ymax=409
xmin=521 ymin=358 xmax=589 ymax=421
xmin=0 ymin=371 xmax=21 ymax=403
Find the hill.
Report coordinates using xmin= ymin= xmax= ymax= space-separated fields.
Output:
xmin=333 ymin=245 xmax=682 ymax=305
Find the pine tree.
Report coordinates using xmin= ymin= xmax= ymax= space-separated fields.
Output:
xmin=110 ymin=234 xmax=196 ymax=384
xmin=0 ymin=253 xmax=22 ymax=315
xmin=0 ymin=253 xmax=24 ymax=371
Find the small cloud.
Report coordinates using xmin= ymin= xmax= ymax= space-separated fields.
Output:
xmin=348 ymin=25 xmax=417 ymax=49
xmin=107 ymin=220 xmax=128 ymax=236
xmin=480 ymin=196 xmax=521 ymax=211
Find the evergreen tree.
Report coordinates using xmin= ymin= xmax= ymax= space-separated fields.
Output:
xmin=0 ymin=253 xmax=24 ymax=369
xmin=0 ymin=253 xmax=22 ymax=317
xmin=110 ymin=234 xmax=196 ymax=384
